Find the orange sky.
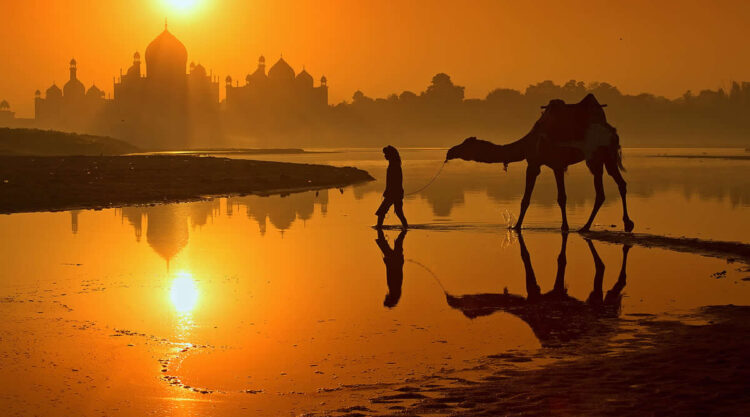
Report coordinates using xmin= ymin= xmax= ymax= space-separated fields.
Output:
xmin=1 ymin=0 xmax=748 ymax=117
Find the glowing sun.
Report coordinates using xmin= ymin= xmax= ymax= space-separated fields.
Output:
xmin=165 ymin=0 xmax=202 ymax=13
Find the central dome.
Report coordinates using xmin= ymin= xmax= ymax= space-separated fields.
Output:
xmin=145 ymin=28 xmax=188 ymax=79
xmin=269 ymin=57 xmax=295 ymax=81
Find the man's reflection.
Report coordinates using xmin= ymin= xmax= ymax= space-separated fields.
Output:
xmin=446 ymin=232 xmax=632 ymax=347
xmin=375 ymin=229 xmax=407 ymax=308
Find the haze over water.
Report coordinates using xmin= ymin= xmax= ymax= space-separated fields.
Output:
xmin=1 ymin=148 xmax=748 ymax=415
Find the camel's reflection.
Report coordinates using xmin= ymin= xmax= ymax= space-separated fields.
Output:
xmin=446 ymin=232 xmax=631 ymax=347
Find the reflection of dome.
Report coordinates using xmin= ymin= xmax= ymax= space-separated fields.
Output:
xmin=146 ymin=205 xmax=189 ymax=263
xmin=268 ymin=57 xmax=295 ymax=81
xmin=296 ymin=69 xmax=313 ymax=87
xmin=145 ymin=28 xmax=188 ymax=78
xmin=46 ymin=84 xmax=62 ymax=98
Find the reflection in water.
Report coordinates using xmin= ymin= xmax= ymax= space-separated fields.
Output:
xmin=112 ymin=192 xmax=329 ymax=260
xmin=352 ymin=153 xmax=750 ymax=217
xmin=446 ymin=232 xmax=631 ymax=347
xmin=170 ymin=271 xmax=199 ymax=340
xmin=70 ymin=210 xmax=81 ymax=234
xmin=375 ymin=229 xmax=407 ymax=308
xmin=170 ymin=271 xmax=199 ymax=314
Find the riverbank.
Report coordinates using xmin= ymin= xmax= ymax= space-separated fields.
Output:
xmin=320 ymin=305 xmax=750 ymax=416
xmin=0 ymin=155 xmax=373 ymax=214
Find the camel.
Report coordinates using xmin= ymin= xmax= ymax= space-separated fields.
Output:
xmin=446 ymin=93 xmax=634 ymax=232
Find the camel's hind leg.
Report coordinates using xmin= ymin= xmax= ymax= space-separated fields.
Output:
xmin=579 ymin=160 xmax=604 ymax=232
xmin=605 ymin=159 xmax=635 ymax=232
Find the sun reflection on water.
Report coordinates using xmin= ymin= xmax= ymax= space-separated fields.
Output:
xmin=170 ymin=271 xmax=199 ymax=314
xmin=170 ymin=271 xmax=199 ymax=340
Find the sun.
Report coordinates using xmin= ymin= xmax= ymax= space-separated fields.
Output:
xmin=165 ymin=0 xmax=202 ymax=13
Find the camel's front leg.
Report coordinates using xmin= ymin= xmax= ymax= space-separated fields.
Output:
xmin=513 ymin=164 xmax=540 ymax=230
xmin=554 ymin=168 xmax=569 ymax=231
xmin=580 ymin=161 xmax=604 ymax=232
xmin=605 ymin=161 xmax=635 ymax=232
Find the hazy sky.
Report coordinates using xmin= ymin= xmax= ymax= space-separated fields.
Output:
xmin=1 ymin=0 xmax=748 ymax=117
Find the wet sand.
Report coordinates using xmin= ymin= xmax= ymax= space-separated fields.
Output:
xmin=649 ymin=154 xmax=750 ymax=161
xmin=0 ymin=155 xmax=373 ymax=214
xmin=316 ymin=306 xmax=750 ymax=416
xmin=582 ymin=230 xmax=750 ymax=264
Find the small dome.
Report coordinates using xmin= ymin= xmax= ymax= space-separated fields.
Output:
xmin=225 ymin=75 xmax=232 ymax=83
xmin=296 ymin=69 xmax=313 ymax=87
xmin=268 ymin=57 xmax=295 ymax=81
xmin=126 ymin=62 xmax=141 ymax=77
xmin=133 ymin=51 xmax=141 ymax=60
xmin=46 ymin=84 xmax=62 ymax=98
xmin=320 ymin=75 xmax=327 ymax=84
xmin=86 ymin=84 xmax=104 ymax=98
xmin=64 ymin=77 xmax=85 ymax=98
xmin=70 ymin=58 xmax=77 ymax=66
xmin=0 ymin=100 xmax=9 ymax=110
xmin=191 ymin=63 xmax=207 ymax=77
xmin=259 ymin=55 xmax=265 ymax=63
xmin=35 ymin=90 xmax=41 ymax=97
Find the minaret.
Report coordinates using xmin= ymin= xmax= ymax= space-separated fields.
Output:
xmin=258 ymin=55 xmax=266 ymax=74
xmin=133 ymin=52 xmax=141 ymax=77
xmin=69 ymin=59 xmax=78 ymax=81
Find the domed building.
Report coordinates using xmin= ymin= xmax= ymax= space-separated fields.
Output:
xmin=225 ymin=55 xmax=328 ymax=132
xmin=111 ymin=25 xmax=220 ymax=149
xmin=35 ymin=59 xmax=104 ymax=130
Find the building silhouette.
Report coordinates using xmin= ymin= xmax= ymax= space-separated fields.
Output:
xmin=34 ymin=59 xmax=106 ymax=133
xmin=26 ymin=25 xmax=329 ymax=149
xmin=223 ymin=55 xmax=328 ymax=136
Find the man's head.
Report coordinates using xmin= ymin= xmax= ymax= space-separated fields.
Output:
xmin=382 ymin=145 xmax=401 ymax=162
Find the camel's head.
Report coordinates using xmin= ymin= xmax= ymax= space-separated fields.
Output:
xmin=446 ymin=136 xmax=477 ymax=161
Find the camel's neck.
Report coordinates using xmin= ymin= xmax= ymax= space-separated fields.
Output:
xmin=496 ymin=136 xmax=529 ymax=164
xmin=468 ymin=136 xmax=529 ymax=164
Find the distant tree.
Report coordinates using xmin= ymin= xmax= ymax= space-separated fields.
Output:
xmin=398 ymin=90 xmax=418 ymax=103
xmin=422 ymin=73 xmax=465 ymax=103
xmin=352 ymin=90 xmax=374 ymax=105
xmin=486 ymin=88 xmax=522 ymax=103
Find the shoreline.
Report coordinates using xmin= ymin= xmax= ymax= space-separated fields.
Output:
xmin=316 ymin=305 xmax=750 ymax=416
xmin=0 ymin=155 xmax=373 ymax=214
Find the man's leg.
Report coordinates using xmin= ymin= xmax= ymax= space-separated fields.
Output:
xmin=375 ymin=199 xmax=393 ymax=228
xmin=394 ymin=200 xmax=408 ymax=229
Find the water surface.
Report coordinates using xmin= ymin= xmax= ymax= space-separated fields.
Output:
xmin=0 ymin=148 xmax=748 ymax=415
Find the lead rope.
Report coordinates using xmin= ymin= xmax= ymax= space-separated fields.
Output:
xmin=404 ymin=161 xmax=447 ymax=196
xmin=407 ymin=258 xmax=447 ymax=294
